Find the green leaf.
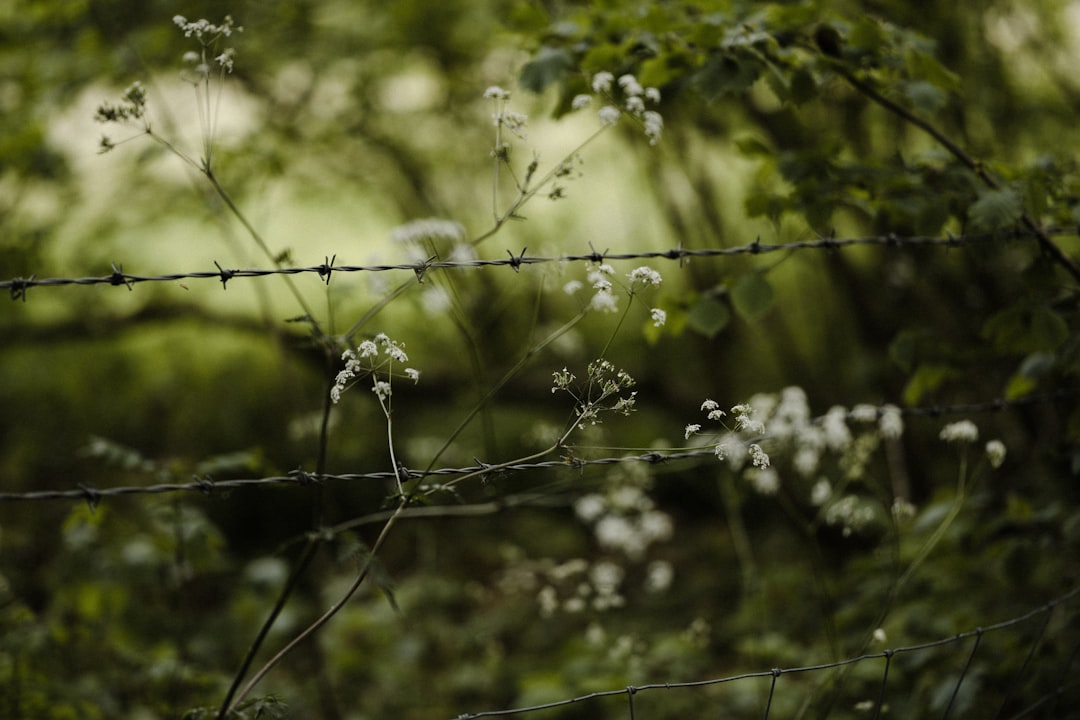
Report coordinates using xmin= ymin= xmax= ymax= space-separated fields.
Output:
xmin=905 ymin=48 xmax=962 ymax=93
xmin=686 ymin=296 xmax=730 ymax=338
xmin=694 ymin=55 xmax=761 ymax=101
xmin=982 ymin=305 xmax=1069 ymax=354
xmin=968 ymin=188 xmax=1023 ymax=233
xmin=903 ymin=80 xmax=947 ymax=113
xmin=789 ymin=67 xmax=818 ymax=104
xmin=736 ymin=136 xmax=773 ymax=156
xmin=902 ymin=363 xmax=958 ymax=405
xmin=519 ymin=47 xmax=573 ymax=93
xmin=731 ymin=273 xmax=774 ymax=321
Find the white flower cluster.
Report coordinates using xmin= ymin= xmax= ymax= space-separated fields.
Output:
xmin=575 ymin=482 xmax=673 ymax=560
xmin=551 ymin=358 xmax=637 ymax=433
xmin=824 ymin=494 xmax=878 ymax=538
xmin=390 ymin=217 xmax=466 ymax=246
xmin=173 ymin=15 xmax=241 ymax=39
xmin=573 ymin=71 xmax=664 ymax=145
xmin=685 ymin=399 xmax=771 ymax=480
xmin=534 ymin=558 xmax=627 ymax=616
xmin=686 ymin=388 xmax=919 ymax=529
xmin=939 ymin=419 xmax=978 ymax=443
xmin=565 ymin=263 xmax=664 ymax=323
xmin=331 ymin=333 xmax=419 ymax=404
xmin=484 ymin=85 xmax=529 ymax=142
xmin=173 ymin=15 xmax=241 ymax=74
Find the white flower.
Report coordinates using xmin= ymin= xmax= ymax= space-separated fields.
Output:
xmin=747 ymin=467 xmax=779 ymax=495
xmin=551 ymin=367 xmax=575 ymax=393
xmin=574 ymin=494 xmax=606 ymax=523
xmin=749 ymin=443 xmax=770 ymax=469
xmin=650 ymin=308 xmax=666 ymax=327
xmin=590 ymin=560 xmax=624 ymax=596
xmin=985 ymin=439 xmax=1007 ymax=468
xmin=645 ymin=560 xmax=674 ymax=593
xmin=483 ymin=85 xmax=509 ymax=99
xmin=571 ymin=94 xmax=592 ymax=110
xmin=851 ymin=404 xmax=879 ymax=423
xmin=494 ymin=109 xmax=528 ymax=138
xmin=590 ymin=289 xmax=619 ymax=313
xmin=404 ymin=368 xmax=420 ymax=383
xmin=685 ymin=424 xmax=701 ymax=439
xmin=358 ymin=340 xmax=378 ymax=358
xmin=645 ymin=87 xmax=661 ymax=104
xmin=628 ymin=266 xmax=663 ymax=287
xmin=591 ymin=71 xmax=614 ymax=93
xmin=618 ymin=74 xmax=643 ymax=96
xmin=390 ymin=217 xmax=466 ymax=245
xmin=732 ymin=404 xmax=765 ymax=435
xmin=625 ymin=95 xmax=645 ymax=114
xmin=372 ymin=380 xmax=392 ymax=401
xmin=642 ymin=111 xmax=664 ymax=145
xmin=563 ymin=280 xmax=583 ymax=295
xmin=939 ymin=420 xmax=979 ymax=444
xmin=811 ymin=479 xmax=832 ymax=506
xmin=701 ymin=399 xmax=720 ymax=412
xmin=873 ymin=628 xmax=887 ymax=644
xmin=794 ymin=446 xmax=821 ymax=477
xmin=822 ymin=406 xmax=852 ymax=451
xmin=879 ymin=405 xmax=904 ymax=439
xmin=598 ymin=105 xmax=621 ymax=125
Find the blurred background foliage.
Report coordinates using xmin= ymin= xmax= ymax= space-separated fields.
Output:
xmin=2 ymin=0 xmax=1080 ymax=717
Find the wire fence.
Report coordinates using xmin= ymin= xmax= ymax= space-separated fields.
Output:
xmin=452 ymin=584 xmax=1080 ymax=720
xmin=2 ymin=228 xmax=1068 ymax=300
xmin=0 ymin=391 xmax=1073 ymax=506
xmin=5 ymin=226 xmax=1079 ymax=719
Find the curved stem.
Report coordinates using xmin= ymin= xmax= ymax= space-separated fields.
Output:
xmin=225 ymin=498 xmax=407 ymax=714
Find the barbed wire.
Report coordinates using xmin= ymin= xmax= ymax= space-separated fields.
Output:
xmin=451 ymin=583 xmax=1080 ymax=719
xmin=1 ymin=390 xmax=1074 ymax=506
xmin=3 ymin=228 xmax=1065 ymax=301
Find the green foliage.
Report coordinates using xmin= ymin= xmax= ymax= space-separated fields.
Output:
xmin=2 ymin=0 xmax=1080 ymax=718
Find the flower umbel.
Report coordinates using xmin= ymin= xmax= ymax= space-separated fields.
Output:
xmin=331 ymin=333 xmax=418 ymax=404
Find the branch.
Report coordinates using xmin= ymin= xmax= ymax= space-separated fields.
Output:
xmin=837 ymin=66 xmax=1080 ymax=285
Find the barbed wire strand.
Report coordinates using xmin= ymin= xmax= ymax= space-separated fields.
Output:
xmin=451 ymin=584 xmax=1080 ymax=719
xmin=3 ymin=228 xmax=1070 ymax=300
xmin=1 ymin=390 xmax=1075 ymax=505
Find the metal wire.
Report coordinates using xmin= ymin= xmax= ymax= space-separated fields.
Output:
xmin=452 ymin=585 xmax=1080 ymax=719
xmin=3 ymin=228 xmax=1060 ymax=300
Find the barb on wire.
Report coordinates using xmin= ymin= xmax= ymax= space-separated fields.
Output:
xmin=451 ymin=584 xmax=1080 ymax=719
xmin=1 ymin=391 xmax=1075 ymax=505
xmin=2 ymin=228 xmax=1068 ymax=298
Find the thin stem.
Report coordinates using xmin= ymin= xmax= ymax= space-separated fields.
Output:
xmin=472 ymin=124 xmax=611 ymax=247
xmin=422 ymin=306 xmax=589 ymax=474
xmin=202 ymin=169 xmax=323 ymax=336
xmin=225 ymin=498 xmax=408 ymax=714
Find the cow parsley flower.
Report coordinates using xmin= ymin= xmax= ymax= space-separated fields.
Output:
xmin=879 ymin=405 xmax=904 ymax=439
xmin=627 ymin=266 xmax=663 ymax=288
xmin=985 ymin=439 xmax=1007 ymax=468
xmin=571 ymin=94 xmax=592 ymax=110
xmin=685 ymin=424 xmax=701 ymax=440
xmin=390 ymin=217 xmax=466 ymax=245
xmin=592 ymin=71 xmax=614 ymax=93
xmin=749 ymin=443 xmax=770 ymax=469
xmin=598 ymin=105 xmax=621 ymax=125
xmin=618 ymin=74 xmax=644 ymax=97
xmin=650 ymin=308 xmax=666 ymax=327
xmin=939 ymin=420 xmax=979 ymax=443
